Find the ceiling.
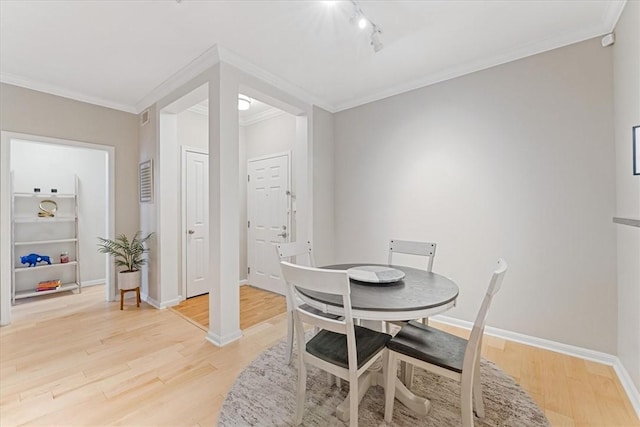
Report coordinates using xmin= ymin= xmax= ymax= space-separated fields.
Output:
xmin=0 ymin=0 xmax=625 ymax=114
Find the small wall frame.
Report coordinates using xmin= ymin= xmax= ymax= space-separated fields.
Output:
xmin=139 ymin=159 xmax=154 ymax=203
xmin=634 ymin=125 xmax=640 ymax=176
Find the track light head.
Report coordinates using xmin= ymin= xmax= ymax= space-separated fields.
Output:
xmin=370 ymin=26 xmax=383 ymax=52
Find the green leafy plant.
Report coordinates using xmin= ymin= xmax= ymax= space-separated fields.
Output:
xmin=97 ymin=232 xmax=153 ymax=272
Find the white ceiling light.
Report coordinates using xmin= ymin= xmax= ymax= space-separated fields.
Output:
xmin=358 ymin=16 xmax=368 ymax=29
xmin=238 ymin=94 xmax=252 ymax=111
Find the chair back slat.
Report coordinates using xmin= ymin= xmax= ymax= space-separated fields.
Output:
xmin=276 ymin=241 xmax=315 ymax=267
xmin=388 ymin=239 xmax=437 ymax=272
xmin=462 ymin=258 xmax=508 ymax=373
xmin=296 ymin=309 xmax=348 ymax=335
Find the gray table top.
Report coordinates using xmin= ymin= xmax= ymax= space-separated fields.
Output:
xmin=298 ymin=263 xmax=459 ymax=313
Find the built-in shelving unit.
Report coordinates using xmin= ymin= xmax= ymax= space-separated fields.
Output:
xmin=11 ymin=174 xmax=81 ymax=303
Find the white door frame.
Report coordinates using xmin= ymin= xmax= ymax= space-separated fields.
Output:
xmin=181 ymin=145 xmax=209 ymax=301
xmin=246 ymin=151 xmax=292 ymax=294
xmin=0 ymin=131 xmax=116 ymax=325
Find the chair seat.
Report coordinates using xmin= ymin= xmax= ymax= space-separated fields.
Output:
xmin=386 ymin=320 xmax=467 ymax=373
xmin=300 ymin=303 xmax=342 ymax=320
xmin=307 ymin=326 xmax=391 ymax=369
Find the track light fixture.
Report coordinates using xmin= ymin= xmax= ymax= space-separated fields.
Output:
xmin=349 ymin=0 xmax=383 ymax=53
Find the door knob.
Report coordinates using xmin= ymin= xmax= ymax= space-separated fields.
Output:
xmin=188 ymin=229 xmax=195 ymax=234
xmin=277 ymin=231 xmax=287 ymax=238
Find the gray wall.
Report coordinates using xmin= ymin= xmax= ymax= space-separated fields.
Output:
xmin=613 ymin=0 xmax=640 ymax=391
xmin=177 ymin=110 xmax=209 ymax=151
xmin=0 ymin=83 xmax=140 ymax=243
xmin=333 ymin=38 xmax=617 ymax=354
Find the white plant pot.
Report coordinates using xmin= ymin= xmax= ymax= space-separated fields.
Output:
xmin=118 ymin=270 xmax=141 ymax=290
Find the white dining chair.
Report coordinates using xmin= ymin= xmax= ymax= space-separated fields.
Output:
xmin=276 ymin=241 xmax=341 ymax=365
xmin=384 ymin=259 xmax=508 ymax=427
xmin=387 ymin=239 xmax=437 ymax=331
xmin=388 ymin=239 xmax=437 ymax=272
xmin=280 ymin=261 xmax=392 ymax=427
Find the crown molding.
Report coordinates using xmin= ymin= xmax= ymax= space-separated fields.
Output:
xmin=187 ymin=103 xmax=208 ymax=116
xmin=602 ymin=0 xmax=627 ymax=32
xmin=216 ymin=45 xmax=333 ymax=112
xmin=0 ymin=72 xmax=138 ymax=113
xmin=186 ymin=102 xmax=286 ymax=127
xmin=239 ymin=107 xmax=285 ymax=127
xmin=134 ymin=45 xmax=221 ymax=113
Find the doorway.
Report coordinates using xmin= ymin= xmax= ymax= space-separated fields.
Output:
xmin=0 ymin=132 xmax=115 ymax=325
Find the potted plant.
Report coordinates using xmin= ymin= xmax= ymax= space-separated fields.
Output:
xmin=97 ymin=232 xmax=153 ymax=290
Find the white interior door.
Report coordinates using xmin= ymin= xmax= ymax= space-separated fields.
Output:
xmin=247 ymin=153 xmax=290 ymax=295
xmin=184 ymin=150 xmax=209 ymax=298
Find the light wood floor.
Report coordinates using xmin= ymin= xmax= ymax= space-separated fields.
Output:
xmin=171 ymin=285 xmax=287 ymax=331
xmin=0 ymin=285 xmax=638 ymax=426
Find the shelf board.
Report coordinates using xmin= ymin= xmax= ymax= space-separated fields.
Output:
xmin=14 ymin=193 xmax=75 ymax=198
xmin=15 ymin=282 xmax=79 ymax=299
xmin=15 ymin=261 xmax=78 ymax=272
xmin=14 ymin=217 xmax=76 ymax=223
xmin=15 ymin=238 xmax=78 ymax=246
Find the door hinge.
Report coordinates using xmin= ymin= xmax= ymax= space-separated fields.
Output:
xmin=247 ymin=175 xmax=250 ymax=182
xmin=247 ymin=220 xmax=250 ymax=228
xmin=248 ymin=267 xmax=250 ymax=274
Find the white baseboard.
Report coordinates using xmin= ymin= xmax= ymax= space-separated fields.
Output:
xmin=81 ymin=279 xmax=105 ymax=287
xmin=613 ymin=359 xmax=640 ymax=419
xmin=432 ymin=315 xmax=640 ymax=419
xmin=239 ymin=279 xmax=248 ymax=286
xmin=141 ymin=291 xmax=181 ymax=309
xmin=206 ymin=329 xmax=242 ymax=347
xmin=141 ymin=293 xmax=159 ymax=308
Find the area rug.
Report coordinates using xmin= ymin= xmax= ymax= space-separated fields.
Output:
xmin=219 ymin=336 xmax=550 ymax=426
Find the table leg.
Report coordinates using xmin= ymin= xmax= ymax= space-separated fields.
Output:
xmin=393 ymin=375 xmax=430 ymax=415
xmin=335 ymin=370 xmax=430 ymax=421
xmin=401 ymin=363 xmax=415 ymax=389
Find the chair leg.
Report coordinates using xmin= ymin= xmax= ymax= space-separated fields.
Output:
xmin=285 ymin=310 xmax=294 ymax=364
xmin=119 ymin=289 xmax=124 ymax=310
xmin=473 ymin=354 xmax=485 ymax=418
xmin=349 ymin=372 xmax=358 ymax=427
xmin=461 ymin=372 xmax=474 ymax=427
xmin=295 ymin=362 xmax=307 ymax=425
xmin=136 ymin=287 xmax=140 ymax=307
xmin=384 ymin=351 xmax=397 ymax=423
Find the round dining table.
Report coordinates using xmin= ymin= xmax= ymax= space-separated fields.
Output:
xmin=296 ymin=263 xmax=460 ymax=421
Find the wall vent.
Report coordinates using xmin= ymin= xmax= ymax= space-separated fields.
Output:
xmin=139 ymin=159 xmax=153 ymax=203
xmin=140 ymin=109 xmax=150 ymax=126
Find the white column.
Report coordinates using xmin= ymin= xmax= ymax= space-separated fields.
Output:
xmin=207 ymin=64 xmax=241 ymax=346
